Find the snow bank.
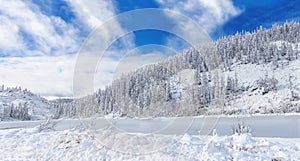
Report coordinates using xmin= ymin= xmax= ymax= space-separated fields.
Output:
xmin=0 ymin=126 xmax=299 ymax=160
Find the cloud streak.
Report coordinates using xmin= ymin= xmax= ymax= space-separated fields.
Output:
xmin=156 ymin=0 xmax=242 ymax=33
xmin=0 ymin=0 xmax=82 ymax=56
xmin=65 ymin=0 xmax=116 ymax=29
xmin=0 ymin=0 xmax=135 ymax=98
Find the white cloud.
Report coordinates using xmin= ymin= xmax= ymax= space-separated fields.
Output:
xmin=65 ymin=0 xmax=116 ymax=29
xmin=0 ymin=0 xmax=82 ymax=56
xmin=0 ymin=16 xmax=24 ymax=52
xmin=157 ymin=0 xmax=242 ymax=33
xmin=0 ymin=0 xmax=139 ymax=97
xmin=0 ymin=51 xmax=166 ymax=98
xmin=0 ymin=0 xmax=128 ymax=57
xmin=0 ymin=55 xmax=76 ymax=97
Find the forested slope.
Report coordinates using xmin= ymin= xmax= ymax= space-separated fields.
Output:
xmin=55 ymin=22 xmax=300 ymax=118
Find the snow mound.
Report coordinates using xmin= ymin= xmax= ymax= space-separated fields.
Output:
xmin=0 ymin=126 xmax=299 ymax=160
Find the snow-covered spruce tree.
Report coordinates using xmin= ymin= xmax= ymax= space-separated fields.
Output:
xmin=3 ymin=103 xmax=29 ymax=120
xmin=288 ymin=75 xmax=299 ymax=101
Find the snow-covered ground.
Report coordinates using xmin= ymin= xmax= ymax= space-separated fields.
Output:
xmin=0 ymin=115 xmax=299 ymax=160
xmin=0 ymin=125 xmax=299 ymax=160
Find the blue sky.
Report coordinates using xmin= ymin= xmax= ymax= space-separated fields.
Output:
xmin=115 ymin=0 xmax=300 ymax=45
xmin=220 ymin=0 xmax=300 ymax=38
xmin=0 ymin=0 xmax=299 ymax=97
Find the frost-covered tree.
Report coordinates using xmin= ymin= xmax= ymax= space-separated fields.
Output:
xmin=4 ymin=103 xmax=29 ymax=120
xmin=256 ymin=73 xmax=278 ymax=95
xmin=288 ymin=75 xmax=299 ymax=101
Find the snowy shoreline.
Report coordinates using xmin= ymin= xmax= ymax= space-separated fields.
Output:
xmin=1 ymin=114 xmax=299 ymax=138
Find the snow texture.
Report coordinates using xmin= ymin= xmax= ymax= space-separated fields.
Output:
xmin=0 ymin=125 xmax=299 ymax=160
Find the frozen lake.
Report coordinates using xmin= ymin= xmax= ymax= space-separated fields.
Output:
xmin=0 ymin=115 xmax=299 ymax=138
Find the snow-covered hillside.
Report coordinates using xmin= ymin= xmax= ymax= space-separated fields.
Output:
xmin=0 ymin=126 xmax=299 ymax=160
xmin=0 ymin=86 xmax=54 ymax=121
xmin=170 ymin=56 xmax=300 ymax=115
xmin=53 ymin=22 xmax=300 ymax=118
xmin=221 ymin=58 xmax=300 ymax=115
xmin=170 ymin=41 xmax=300 ymax=115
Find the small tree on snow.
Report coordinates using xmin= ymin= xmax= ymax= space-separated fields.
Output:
xmin=256 ymin=73 xmax=278 ymax=95
xmin=232 ymin=122 xmax=252 ymax=135
xmin=288 ymin=75 xmax=299 ymax=101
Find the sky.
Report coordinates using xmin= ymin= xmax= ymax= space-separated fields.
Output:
xmin=0 ymin=0 xmax=299 ymax=98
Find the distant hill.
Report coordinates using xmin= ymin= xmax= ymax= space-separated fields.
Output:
xmin=0 ymin=86 xmax=54 ymax=121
